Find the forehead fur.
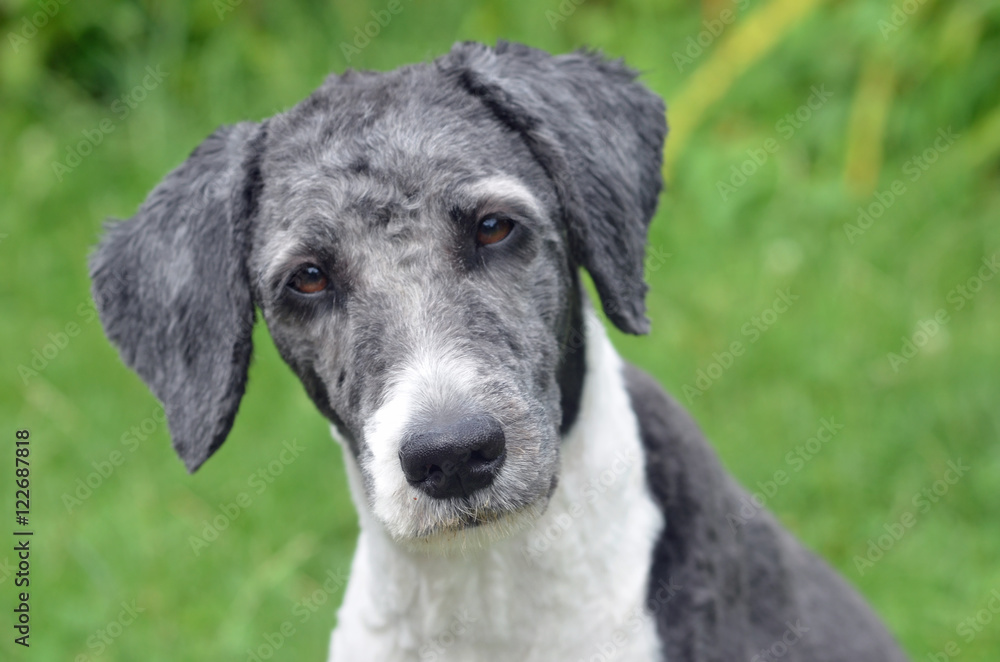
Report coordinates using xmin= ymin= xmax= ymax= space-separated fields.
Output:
xmin=250 ymin=63 xmax=563 ymax=288
xmin=262 ymin=64 xmax=549 ymax=195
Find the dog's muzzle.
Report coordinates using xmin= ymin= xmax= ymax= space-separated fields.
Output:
xmin=398 ymin=415 xmax=506 ymax=499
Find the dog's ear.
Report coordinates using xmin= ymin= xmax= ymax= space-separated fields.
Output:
xmin=90 ymin=122 xmax=267 ymax=472
xmin=442 ymin=41 xmax=667 ymax=334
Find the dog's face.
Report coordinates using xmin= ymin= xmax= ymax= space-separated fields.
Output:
xmin=91 ymin=41 xmax=665 ymax=547
xmin=254 ymin=82 xmax=577 ymax=541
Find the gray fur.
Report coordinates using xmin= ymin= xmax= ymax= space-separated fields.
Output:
xmin=90 ymin=121 xmax=265 ymax=471
xmin=624 ymin=365 xmax=909 ymax=661
xmin=90 ymin=40 xmax=908 ymax=660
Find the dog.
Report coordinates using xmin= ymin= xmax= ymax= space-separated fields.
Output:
xmin=90 ymin=41 xmax=910 ymax=661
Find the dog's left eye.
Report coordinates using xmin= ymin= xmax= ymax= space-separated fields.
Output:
xmin=288 ymin=264 xmax=329 ymax=294
xmin=476 ymin=215 xmax=515 ymax=246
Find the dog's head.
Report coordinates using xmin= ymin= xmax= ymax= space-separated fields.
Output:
xmin=91 ymin=41 xmax=665 ymax=547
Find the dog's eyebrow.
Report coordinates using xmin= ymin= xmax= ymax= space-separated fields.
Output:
xmin=459 ymin=175 xmax=545 ymax=219
xmin=257 ymin=218 xmax=339 ymax=288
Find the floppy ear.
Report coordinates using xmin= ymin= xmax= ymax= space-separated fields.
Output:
xmin=441 ymin=41 xmax=667 ymax=334
xmin=90 ymin=122 xmax=267 ymax=472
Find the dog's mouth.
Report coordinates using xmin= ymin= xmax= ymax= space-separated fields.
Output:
xmin=414 ymin=502 xmax=514 ymax=535
xmin=380 ymin=458 xmax=563 ymax=548
xmin=428 ymin=508 xmax=502 ymax=532
xmin=401 ymin=494 xmax=551 ymax=548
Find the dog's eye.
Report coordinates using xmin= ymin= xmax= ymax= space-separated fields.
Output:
xmin=476 ymin=215 xmax=514 ymax=246
xmin=288 ymin=264 xmax=328 ymax=294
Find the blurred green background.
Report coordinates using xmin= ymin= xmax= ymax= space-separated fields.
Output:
xmin=2 ymin=0 xmax=999 ymax=659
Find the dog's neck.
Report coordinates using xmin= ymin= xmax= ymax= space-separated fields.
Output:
xmin=329 ymin=312 xmax=663 ymax=661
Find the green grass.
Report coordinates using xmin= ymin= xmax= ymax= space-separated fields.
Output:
xmin=2 ymin=0 xmax=999 ymax=659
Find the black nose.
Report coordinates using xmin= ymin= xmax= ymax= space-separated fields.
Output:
xmin=398 ymin=415 xmax=506 ymax=499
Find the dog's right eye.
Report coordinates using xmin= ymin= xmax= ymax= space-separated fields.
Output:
xmin=287 ymin=265 xmax=329 ymax=294
xmin=476 ymin=215 xmax=515 ymax=246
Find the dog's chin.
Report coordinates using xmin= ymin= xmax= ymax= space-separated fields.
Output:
xmin=388 ymin=497 xmax=551 ymax=556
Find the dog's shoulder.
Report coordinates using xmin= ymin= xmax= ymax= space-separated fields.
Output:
xmin=621 ymin=362 xmax=910 ymax=661
xmin=620 ymin=362 xmax=731 ymax=518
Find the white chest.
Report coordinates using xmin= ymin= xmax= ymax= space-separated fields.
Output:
xmin=328 ymin=320 xmax=664 ymax=662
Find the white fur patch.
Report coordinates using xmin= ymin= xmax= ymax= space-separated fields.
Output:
xmin=362 ymin=346 xmax=480 ymax=539
xmin=329 ymin=311 xmax=665 ymax=661
xmin=462 ymin=174 xmax=546 ymax=220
